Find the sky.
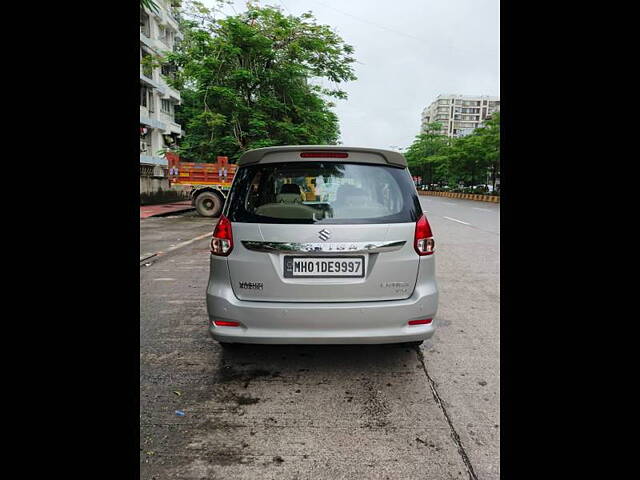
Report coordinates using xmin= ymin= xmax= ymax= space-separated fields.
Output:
xmin=202 ymin=0 xmax=500 ymax=151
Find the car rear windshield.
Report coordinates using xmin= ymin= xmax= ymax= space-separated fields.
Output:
xmin=225 ymin=161 xmax=422 ymax=224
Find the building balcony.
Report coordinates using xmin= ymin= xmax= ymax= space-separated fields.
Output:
xmin=161 ymin=7 xmax=181 ymax=32
xmin=157 ymin=81 xmax=181 ymax=102
xmin=140 ymin=110 xmax=166 ymax=130
xmin=140 ymin=31 xmax=175 ymax=56
xmin=140 ymin=155 xmax=168 ymax=166
xmin=140 ymin=72 xmax=161 ymax=90
xmin=140 ymin=32 xmax=155 ymax=50
xmin=145 ymin=1 xmax=181 ymax=36
xmin=160 ymin=115 xmax=182 ymax=135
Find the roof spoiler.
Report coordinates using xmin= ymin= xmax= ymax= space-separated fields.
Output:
xmin=236 ymin=145 xmax=407 ymax=168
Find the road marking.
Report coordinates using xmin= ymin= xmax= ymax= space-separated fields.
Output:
xmin=443 ymin=216 xmax=472 ymax=226
xmin=141 ymin=231 xmax=213 ymax=266
xmin=442 ymin=202 xmax=456 ymax=206
xmin=154 ymin=278 xmax=176 ymax=281
xmin=165 ymin=232 xmax=212 ymax=253
xmin=472 ymin=207 xmax=493 ymax=212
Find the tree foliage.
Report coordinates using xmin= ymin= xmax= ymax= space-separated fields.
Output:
xmin=406 ymin=113 xmax=500 ymax=191
xmin=162 ymin=2 xmax=357 ymax=162
xmin=404 ymin=122 xmax=449 ymax=187
xmin=140 ymin=0 xmax=159 ymax=14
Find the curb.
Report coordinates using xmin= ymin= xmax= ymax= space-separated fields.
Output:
xmin=140 ymin=204 xmax=196 ymax=219
xmin=148 ymin=206 xmax=195 ymax=217
xmin=418 ymin=191 xmax=500 ymax=203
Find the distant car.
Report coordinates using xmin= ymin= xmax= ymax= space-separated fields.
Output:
xmin=206 ymin=146 xmax=438 ymax=346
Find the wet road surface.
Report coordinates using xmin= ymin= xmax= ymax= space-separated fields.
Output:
xmin=140 ymin=196 xmax=499 ymax=479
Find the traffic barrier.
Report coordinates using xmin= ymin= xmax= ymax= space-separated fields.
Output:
xmin=418 ymin=190 xmax=500 ymax=203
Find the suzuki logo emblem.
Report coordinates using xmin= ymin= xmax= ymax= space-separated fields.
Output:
xmin=318 ymin=229 xmax=331 ymax=241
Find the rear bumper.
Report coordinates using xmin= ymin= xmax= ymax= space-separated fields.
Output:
xmin=209 ymin=326 xmax=434 ymax=345
xmin=206 ymin=256 xmax=438 ymax=345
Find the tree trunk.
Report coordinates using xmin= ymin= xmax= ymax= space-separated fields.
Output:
xmin=491 ymin=164 xmax=496 ymax=190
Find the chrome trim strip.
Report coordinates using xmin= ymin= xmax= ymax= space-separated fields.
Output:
xmin=241 ymin=240 xmax=407 ymax=254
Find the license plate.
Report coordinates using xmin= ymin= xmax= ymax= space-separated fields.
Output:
xmin=283 ymin=256 xmax=365 ymax=278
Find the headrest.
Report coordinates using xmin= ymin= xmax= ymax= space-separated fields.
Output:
xmin=276 ymin=193 xmax=302 ymax=203
xmin=280 ymin=183 xmax=301 ymax=194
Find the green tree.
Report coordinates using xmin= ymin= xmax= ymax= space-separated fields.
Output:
xmin=472 ymin=112 xmax=500 ymax=190
xmin=405 ymin=122 xmax=449 ymax=187
xmin=162 ymin=2 xmax=356 ymax=161
xmin=140 ymin=0 xmax=159 ymax=14
xmin=405 ymin=113 xmax=500 ymax=192
xmin=452 ymin=112 xmax=500 ymax=189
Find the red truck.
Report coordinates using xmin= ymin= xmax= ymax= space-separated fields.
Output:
xmin=166 ymin=152 xmax=237 ymax=217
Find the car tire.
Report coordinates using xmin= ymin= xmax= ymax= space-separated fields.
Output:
xmin=218 ymin=341 xmax=240 ymax=349
xmin=195 ymin=191 xmax=223 ymax=217
xmin=401 ymin=341 xmax=424 ymax=348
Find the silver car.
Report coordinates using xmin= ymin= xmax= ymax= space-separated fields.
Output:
xmin=206 ymin=146 xmax=438 ymax=346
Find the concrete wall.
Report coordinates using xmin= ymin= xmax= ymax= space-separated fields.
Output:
xmin=140 ymin=165 xmax=189 ymax=205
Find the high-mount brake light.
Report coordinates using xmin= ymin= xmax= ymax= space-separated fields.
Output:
xmin=210 ymin=215 xmax=233 ymax=256
xmin=414 ymin=214 xmax=435 ymax=256
xmin=300 ymin=152 xmax=349 ymax=158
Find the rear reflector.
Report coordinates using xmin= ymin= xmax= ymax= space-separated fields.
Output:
xmin=214 ymin=320 xmax=240 ymax=327
xmin=300 ymin=152 xmax=349 ymax=158
xmin=408 ymin=318 xmax=432 ymax=325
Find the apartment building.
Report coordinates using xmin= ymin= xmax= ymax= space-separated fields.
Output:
xmin=421 ymin=94 xmax=500 ymax=138
xmin=140 ymin=0 xmax=183 ymax=170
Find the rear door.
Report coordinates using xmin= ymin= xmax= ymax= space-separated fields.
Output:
xmin=224 ymin=150 xmax=422 ymax=303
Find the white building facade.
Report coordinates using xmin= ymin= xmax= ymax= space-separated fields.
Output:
xmin=421 ymin=94 xmax=500 ymax=138
xmin=140 ymin=0 xmax=183 ymax=169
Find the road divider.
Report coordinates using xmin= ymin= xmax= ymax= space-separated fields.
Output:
xmin=418 ymin=191 xmax=500 ymax=203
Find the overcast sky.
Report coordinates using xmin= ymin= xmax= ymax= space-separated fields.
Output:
xmin=203 ymin=0 xmax=500 ymax=151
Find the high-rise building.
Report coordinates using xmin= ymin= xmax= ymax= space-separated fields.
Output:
xmin=421 ymin=94 xmax=500 ymax=138
xmin=140 ymin=0 xmax=183 ymax=172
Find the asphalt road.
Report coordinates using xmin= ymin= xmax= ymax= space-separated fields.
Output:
xmin=140 ymin=196 xmax=499 ymax=479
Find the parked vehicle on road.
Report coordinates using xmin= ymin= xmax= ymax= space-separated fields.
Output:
xmin=166 ymin=152 xmax=237 ymax=217
xmin=206 ymin=146 xmax=438 ymax=346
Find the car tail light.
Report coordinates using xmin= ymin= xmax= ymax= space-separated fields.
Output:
xmin=300 ymin=152 xmax=349 ymax=158
xmin=408 ymin=318 xmax=432 ymax=325
xmin=414 ymin=214 xmax=435 ymax=255
xmin=214 ymin=320 xmax=240 ymax=327
xmin=211 ymin=215 xmax=233 ymax=256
